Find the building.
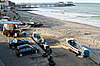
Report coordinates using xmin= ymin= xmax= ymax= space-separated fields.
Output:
xmin=0 ymin=0 xmax=15 ymax=9
xmin=55 ymin=1 xmax=75 ymax=7
xmin=0 ymin=0 xmax=9 ymax=9
xmin=8 ymin=1 xmax=15 ymax=8
xmin=0 ymin=0 xmax=5 ymax=9
xmin=4 ymin=0 xmax=9 ymax=7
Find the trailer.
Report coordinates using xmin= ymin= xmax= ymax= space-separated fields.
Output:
xmin=39 ymin=43 xmax=52 ymax=53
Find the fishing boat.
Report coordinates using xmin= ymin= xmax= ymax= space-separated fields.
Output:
xmin=0 ymin=20 xmax=23 ymax=24
xmin=18 ymin=25 xmax=31 ymax=30
xmin=66 ymin=38 xmax=90 ymax=57
xmin=27 ymin=18 xmax=43 ymax=27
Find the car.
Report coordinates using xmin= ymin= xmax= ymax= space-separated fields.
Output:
xmin=16 ymin=44 xmax=39 ymax=57
xmin=9 ymin=39 xmax=29 ymax=49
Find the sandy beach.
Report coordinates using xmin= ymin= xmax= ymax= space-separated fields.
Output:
xmin=16 ymin=11 xmax=100 ymax=66
xmin=18 ymin=11 xmax=100 ymax=55
xmin=1 ymin=0 xmax=100 ymax=65
xmin=0 ymin=10 xmax=99 ymax=66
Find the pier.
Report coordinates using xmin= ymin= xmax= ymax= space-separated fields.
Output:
xmin=16 ymin=2 xmax=75 ymax=8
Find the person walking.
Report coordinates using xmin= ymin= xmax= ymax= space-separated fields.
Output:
xmin=0 ymin=11 xmax=2 ymax=19
xmin=48 ymin=55 xmax=55 ymax=66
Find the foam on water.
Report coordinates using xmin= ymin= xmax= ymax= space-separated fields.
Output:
xmin=28 ymin=4 xmax=100 ymax=27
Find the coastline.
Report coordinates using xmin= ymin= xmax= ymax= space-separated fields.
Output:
xmin=0 ymin=9 xmax=99 ymax=66
xmin=17 ymin=11 xmax=100 ymax=65
xmin=28 ymin=11 xmax=100 ymax=29
xmin=19 ymin=11 xmax=100 ymax=54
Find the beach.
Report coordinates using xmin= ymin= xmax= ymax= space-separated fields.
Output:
xmin=17 ymin=10 xmax=100 ymax=65
xmin=0 ymin=9 xmax=100 ymax=66
xmin=18 ymin=11 xmax=100 ymax=53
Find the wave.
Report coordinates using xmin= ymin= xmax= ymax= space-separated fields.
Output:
xmin=29 ymin=8 xmax=100 ymax=27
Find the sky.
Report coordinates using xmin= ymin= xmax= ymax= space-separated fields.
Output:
xmin=75 ymin=0 xmax=100 ymax=3
xmin=9 ymin=0 xmax=100 ymax=3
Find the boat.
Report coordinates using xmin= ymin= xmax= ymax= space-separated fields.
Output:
xmin=27 ymin=18 xmax=43 ymax=27
xmin=32 ymin=32 xmax=52 ymax=54
xmin=0 ymin=20 xmax=24 ymax=30
xmin=0 ymin=20 xmax=23 ymax=25
xmin=3 ymin=16 xmax=9 ymax=19
xmin=32 ymin=32 xmax=44 ymax=44
xmin=18 ymin=25 xmax=31 ymax=30
xmin=66 ymin=38 xmax=90 ymax=57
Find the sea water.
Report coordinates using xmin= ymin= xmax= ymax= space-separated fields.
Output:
xmin=29 ymin=3 xmax=100 ymax=27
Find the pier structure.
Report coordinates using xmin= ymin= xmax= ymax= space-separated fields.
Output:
xmin=16 ymin=2 xmax=75 ymax=8
xmin=30 ymin=3 xmax=55 ymax=7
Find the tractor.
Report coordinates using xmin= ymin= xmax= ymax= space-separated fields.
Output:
xmin=3 ymin=24 xmax=26 ymax=38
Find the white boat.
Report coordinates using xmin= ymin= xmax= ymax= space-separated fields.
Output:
xmin=32 ymin=32 xmax=44 ymax=44
xmin=3 ymin=16 xmax=9 ymax=19
xmin=0 ymin=19 xmax=8 ymax=22
xmin=18 ymin=25 xmax=31 ymax=30
xmin=26 ymin=18 xmax=43 ymax=27
xmin=66 ymin=38 xmax=90 ymax=57
xmin=0 ymin=20 xmax=23 ymax=25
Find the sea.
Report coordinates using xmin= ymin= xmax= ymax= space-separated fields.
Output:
xmin=28 ymin=3 xmax=100 ymax=28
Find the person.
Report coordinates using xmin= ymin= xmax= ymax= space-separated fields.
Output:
xmin=0 ymin=11 xmax=2 ymax=19
xmin=48 ymin=55 xmax=55 ymax=66
xmin=22 ymin=31 xmax=27 ymax=36
xmin=45 ymin=42 xmax=47 ymax=45
xmin=13 ymin=15 xmax=16 ymax=20
xmin=31 ymin=18 xmax=34 ymax=21
xmin=48 ymin=55 xmax=53 ymax=62
xmin=50 ymin=49 xmax=52 ymax=53
xmin=71 ymin=41 xmax=75 ymax=46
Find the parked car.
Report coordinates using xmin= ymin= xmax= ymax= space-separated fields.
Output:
xmin=16 ymin=44 xmax=39 ymax=57
xmin=9 ymin=39 xmax=29 ymax=49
